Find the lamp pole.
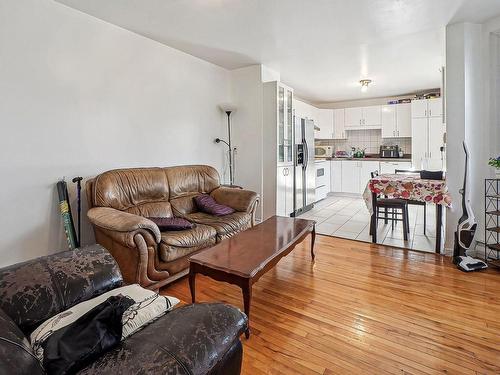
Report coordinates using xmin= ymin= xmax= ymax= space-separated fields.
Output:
xmin=225 ymin=110 xmax=233 ymax=186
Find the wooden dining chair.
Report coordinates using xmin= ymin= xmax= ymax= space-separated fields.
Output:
xmin=394 ymin=169 xmax=444 ymax=235
xmin=369 ymin=171 xmax=410 ymax=241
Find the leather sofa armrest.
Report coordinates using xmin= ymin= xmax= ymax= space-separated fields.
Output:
xmin=87 ymin=207 xmax=161 ymax=244
xmin=210 ymin=187 xmax=259 ymax=213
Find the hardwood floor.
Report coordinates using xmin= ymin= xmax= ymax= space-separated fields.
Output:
xmin=163 ymin=235 xmax=500 ymax=374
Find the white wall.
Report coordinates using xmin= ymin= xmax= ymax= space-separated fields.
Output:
xmin=230 ymin=65 xmax=264 ymax=220
xmin=445 ymin=18 xmax=500 ymax=255
xmin=0 ymin=0 xmax=230 ymax=266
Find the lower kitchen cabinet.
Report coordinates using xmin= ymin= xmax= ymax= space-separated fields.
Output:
xmin=330 ymin=161 xmax=342 ymax=192
xmin=337 ymin=160 xmax=382 ymax=194
xmin=277 ymin=165 xmax=294 ymax=216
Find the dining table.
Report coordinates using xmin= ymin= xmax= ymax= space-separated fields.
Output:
xmin=362 ymin=173 xmax=452 ymax=253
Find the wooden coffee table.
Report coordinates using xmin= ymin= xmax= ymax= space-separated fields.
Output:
xmin=188 ymin=215 xmax=316 ymax=338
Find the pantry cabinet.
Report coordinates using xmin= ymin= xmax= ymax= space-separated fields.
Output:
xmin=345 ymin=106 xmax=381 ymax=129
xmin=411 ymin=98 xmax=445 ymax=170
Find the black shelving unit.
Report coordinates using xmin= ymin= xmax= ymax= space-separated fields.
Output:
xmin=485 ymin=179 xmax=500 ymax=268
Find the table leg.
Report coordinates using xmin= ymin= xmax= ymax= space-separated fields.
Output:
xmin=242 ymin=282 xmax=252 ymax=339
xmin=189 ymin=269 xmax=196 ymax=303
xmin=435 ymin=204 xmax=443 ymax=253
xmin=371 ymin=192 xmax=377 ymax=243
xmin=311 ymin=225 xmax=316 ymax=260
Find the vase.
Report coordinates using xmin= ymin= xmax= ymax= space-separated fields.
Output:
xmin=496 ymin=169 xmax=500 ymax=178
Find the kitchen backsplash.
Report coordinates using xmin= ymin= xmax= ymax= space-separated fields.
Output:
xmin=315 ymin=129 xmax=412 ymax=155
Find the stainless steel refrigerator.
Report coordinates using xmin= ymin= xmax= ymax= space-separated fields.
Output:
xmin=292 ymin=117 xmax=315 ymax=216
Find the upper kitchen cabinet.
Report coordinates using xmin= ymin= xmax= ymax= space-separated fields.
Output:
xmin=363 ymin=106 xmax=382 ymax=126
xmin=381 ymin=105 xmax=396 ymax=138
xmin=333 ymin=109 xmax=346 ymax=139
xmin=411 ymin=98 xmax=443 ymax=118
xmin=345 ymin=107 xmax=363 ymax=128
xmin=315 ymin=109 xmax=334 ymax=139
xmin=345 ymin=105 xmax=381 ymax=129
xmin=396 ymin=103 xmax=412 ymax=137
xmin=381 ymin=103 xmax=411 ymax=138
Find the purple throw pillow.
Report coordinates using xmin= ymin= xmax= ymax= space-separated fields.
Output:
xmin=194 ymin=194 xmax=235 ymax=216
xmin=148 ymin=217 xmax=194 ymax=231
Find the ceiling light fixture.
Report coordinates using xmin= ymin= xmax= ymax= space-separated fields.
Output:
xmin=360 ymin=79 xmax=372 ymax=93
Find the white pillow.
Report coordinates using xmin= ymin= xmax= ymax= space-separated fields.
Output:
xmin=30 ymin=284 xmax=179 ymax=361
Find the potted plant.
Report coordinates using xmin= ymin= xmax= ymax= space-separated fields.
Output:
xmin=488 ymin=156 xmax=500 ymax=176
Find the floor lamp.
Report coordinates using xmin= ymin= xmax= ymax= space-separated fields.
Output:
xmin=215 ymin=103 xmax=237 ymax=186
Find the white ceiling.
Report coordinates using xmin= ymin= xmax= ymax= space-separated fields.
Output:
xmin=57 ymin=0 xmax=500 ymax=103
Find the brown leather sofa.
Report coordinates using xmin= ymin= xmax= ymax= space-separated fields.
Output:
xmin=0 ymin=245 xmax=247 ymax=374
xmin=86 ymin=165 xmax=259 ymax=290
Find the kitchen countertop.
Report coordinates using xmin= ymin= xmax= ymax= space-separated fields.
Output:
xmin=316 ymin=155 xmax=412 ymax=162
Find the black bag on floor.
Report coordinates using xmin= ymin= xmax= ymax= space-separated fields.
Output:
xmin=42 ymin=295 xmax=134 ymax=375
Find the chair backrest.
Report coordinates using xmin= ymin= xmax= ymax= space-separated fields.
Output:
xmin=420 ymin=170 xmax=444 ymax=180
xmin=370 ymin=170 xmax=379 ymax=178
xmin=0 ymin=245 xmax=122 ymax=334
xmin=395 ymin=169 xmax=422 ymax=174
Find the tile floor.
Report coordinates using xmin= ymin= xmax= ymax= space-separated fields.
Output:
xmin=297 ymin=194 xmax=437 ymax=252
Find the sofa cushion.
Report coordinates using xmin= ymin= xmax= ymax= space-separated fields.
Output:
xmin=194 ymin=194 xmax=235 ymax=216
xmin=77 ymin=303 xmax=248 ymax=375
xmin=159 ymin=225 xmax=216 ymax=263
xmin=31 ymin=284 xmax=179 ymax=361
xmin=165 ymin=165 xmax=220 ymax=199
xmin=93 ymin=168 xmax=172 ymax=218
xmin=148 ymin=217 xmax=194 ymax=231
xmin=186 ymin=212 xmax=251 ymax=242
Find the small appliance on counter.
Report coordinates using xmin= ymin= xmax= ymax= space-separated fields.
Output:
xmin=380 ymin=145 xmax=400 ymax=158
xmin=334 ymin=150 xmax=349 ymax=158
xmin=314 ymin=145 xmax=333 ymax=158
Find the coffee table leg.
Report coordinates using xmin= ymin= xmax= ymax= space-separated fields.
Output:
xmin=242 ymin=282 xmax=252 ymax=339
xmin=189 ymin=269 xmax=196 ymax=303
xmin=311 ymin=225 xmax=316 ymax=260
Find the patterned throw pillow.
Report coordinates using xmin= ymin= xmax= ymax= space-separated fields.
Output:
xmin=194 ymin=194 xmax=235 ymax=216
xmin=148 ymin=217 xmax=194 ymax=231
xmin=30 ymin=284 xmax=179 ymax=361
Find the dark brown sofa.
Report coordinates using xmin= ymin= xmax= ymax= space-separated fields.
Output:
xmin=0 ymin=245 xmax=247 ymax=374
xmin=86 ymin=165 xmax=259 ymax=290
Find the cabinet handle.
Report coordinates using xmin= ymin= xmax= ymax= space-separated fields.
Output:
xmin=429 ymin=110 xmax=432 ymax=116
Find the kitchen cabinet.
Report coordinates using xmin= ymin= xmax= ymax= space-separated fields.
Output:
xmin=381 ymin=104 xmax=411 ymax=138
xmin=363 ymin=106 xmax=382 ymax=126
xmin=333 ymin=109 xmax=346 ymax=139
xmin=359 ymin=161 xmax=380 ymax=193
xmin=340 ymin=160 xmax=380 ymax=194
xmin=263 ymin=81 xmax=294 ymax=219
xmin=411 ymin=98 xmax=443 ymax=118
xmin=330 ymin=161 xmax=342 ymax=192
xmin=411 ymin=99 xmax=445 ymax=170
xmin=379 ymin=161 xmax=412 ymax=174
xmin=345 ymin=107 xmax=363 ymax=128
xmin=345 ymin=106 xmax=381 ymax=128
xmin=276 ymin=165 xmax=294 ymax=216
xmin=341 ymin=161 xmax=360 ymax=193
xmin=315 ymin=109 xmax=334 ymax=139
xmin=381 ymin=105 xmax=396 ymax=138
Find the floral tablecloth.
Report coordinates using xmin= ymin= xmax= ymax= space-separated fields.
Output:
xmin=362 ymin=173 xmax=452 ymax=213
